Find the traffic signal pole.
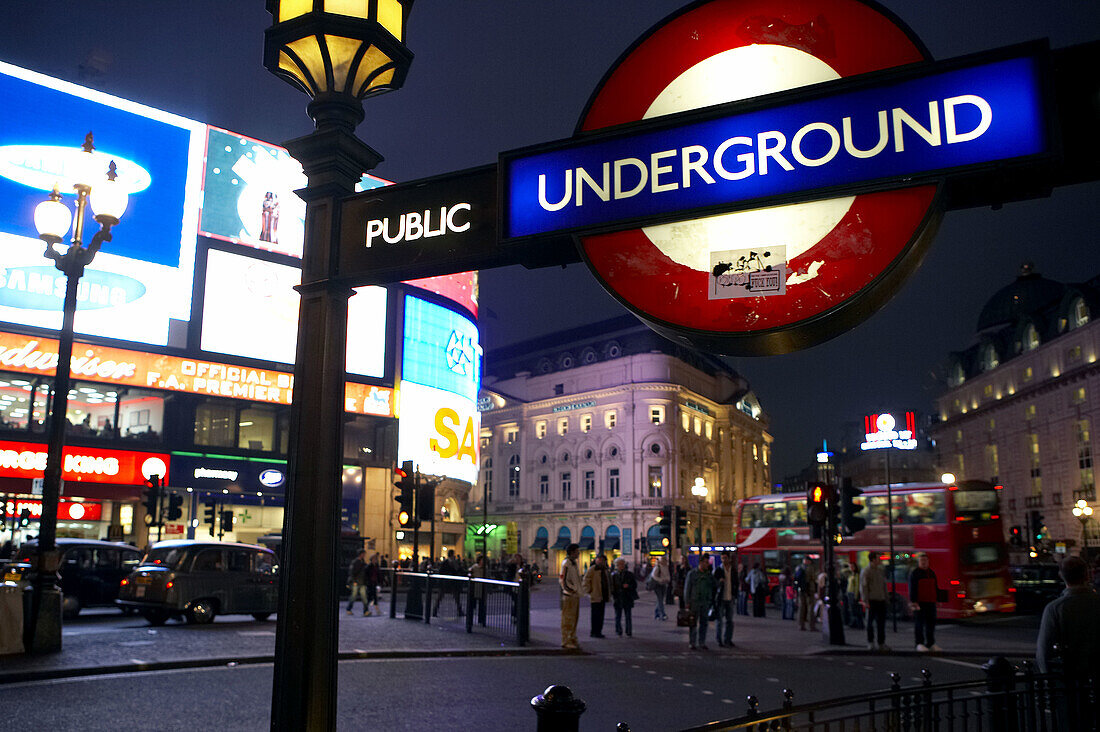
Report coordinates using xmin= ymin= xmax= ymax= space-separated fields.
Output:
xmin=824 ymin=484 xmax=845 ymax=646
xmin=412 ymin=469 xmax=420 ymax=568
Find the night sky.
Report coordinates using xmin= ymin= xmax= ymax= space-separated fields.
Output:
xmin=1 ymin=1 xmax=1098 ymax=479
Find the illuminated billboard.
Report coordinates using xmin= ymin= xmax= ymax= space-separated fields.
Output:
xmin=404 ymin=272 xmax=478 ymax=319
xmin=401 ymin=296 xmax=480 ymax=401
xmin=199 ymin=126 xmax=388 ymax=259
xmin=397 ymin=381 xmax=479 ymax=484
xmin=199 ymin=248 xmax=387 ymax=376
xmin=0 ymin=61 xmax=204 ymax=346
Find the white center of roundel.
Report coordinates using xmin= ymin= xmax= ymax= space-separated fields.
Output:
xmin=641 ymin=44 xmax=855 ymax=273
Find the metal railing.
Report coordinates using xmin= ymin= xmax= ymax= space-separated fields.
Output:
xmin=388 ymin=569 xmax=529 ymax=645
xmin=678 ymin=659 xmax=1098 ymax=732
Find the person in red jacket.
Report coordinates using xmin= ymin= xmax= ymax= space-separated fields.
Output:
xmin=908 ymin=553 xmax=942 ymax=652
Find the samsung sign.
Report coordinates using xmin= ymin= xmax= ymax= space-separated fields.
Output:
xmin=503 ymin=51 xmax=1048 ymax=239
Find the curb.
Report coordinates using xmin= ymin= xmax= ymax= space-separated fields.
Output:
xmin=0 ymin=645 xmax=579 ymax=685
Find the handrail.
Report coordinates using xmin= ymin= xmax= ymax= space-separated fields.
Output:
xmin=394 ymin=570 xmax=522 ymax=587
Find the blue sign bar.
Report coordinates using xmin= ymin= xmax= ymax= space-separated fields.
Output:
xmin=503 ymin=53 xmax=1049 ymax=239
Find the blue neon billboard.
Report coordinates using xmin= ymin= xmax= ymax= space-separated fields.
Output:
xmin=402 ymin=295 xmax=480 ymax=401
xmin=503 ymin=53 xmax=1048 ymax=239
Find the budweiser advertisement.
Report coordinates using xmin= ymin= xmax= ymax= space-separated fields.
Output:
xmin=0 ymin=331 xmax=394 ymax=418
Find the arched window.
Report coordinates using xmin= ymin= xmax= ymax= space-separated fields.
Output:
xmin=508 ymin=454 xmax=520 ymax=497
xmin=1024 ymin=323 xmax=1040 ymax=351
xmin=482 ymin=458 xmax=493 ymax=501
xmin=1073 ymin=298 xmax=1090 ymax=328
xmin=981 ymin=344 xmax=999 ymax=372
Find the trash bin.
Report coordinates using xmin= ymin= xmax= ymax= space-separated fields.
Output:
xmin=0 ymin=582 xmax=24 ymax=654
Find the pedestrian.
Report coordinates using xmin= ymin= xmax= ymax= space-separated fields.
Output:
xmin=749 ymin=562 xmax=768 ymax=617
xmin=713 ymin=552 xmax=736 ymax=646
xmin=860 ymin=554 xmax=889 ymax=651
xmin=737 ymin=561 xmax=750 ymax=615
xmin=839 ymin=562 xmax=853 ymax=625
xmin=778 ymin=565 xmax=795 ymax=620
xmin=814 ymin=566 xmax=828 ymax=627
xmin=685 ymin=554 xmax=717 ymax=650
xmin=582 ymin=552 xmax=612 ymax=638
xmin=611 ymin=558 xmax=639 ymax=637
xmin=469 ymin=553 xmax=487 ymax=621
xmin=1036 ymin=556 xmax=1100 ymax=674
xmin=674 ymin=555 xmax=692 ymax=609
xmin=432 ymin=549 xmax=463 ymax=617
xmin=366 ymin=553 xmax=381 ymax=612
xmin=908 ymin=553 xmax=943 ymax=652
xmin=559 ymin=543 xmax=582 ymax=650
xmin=796 ymin=557 xmax=817 ymax=631
xmin=647 ymin=555 xmax=671 ymax=620
xmin=346 ymin=549 xmax=371 ymax=616
xmin=846 ymin=561 xmax=863 ymax=629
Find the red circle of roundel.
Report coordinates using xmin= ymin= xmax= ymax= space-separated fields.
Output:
xmin=576 ymin=0 xmax=939 ymax=353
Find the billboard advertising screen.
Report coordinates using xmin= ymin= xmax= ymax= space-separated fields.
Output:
xmin=0 ymin=61 xmax=204 ymax=346
xmin=200 ymin=248 xmax=387 ymax=376
xmin=199 ymin=126 xmax=388 ymax=259
xmin=397 ymin=381 xmax=479 ymax=484
xmin=404 ymin=272 xmax=478 ymax=319
xmin=401 ymin=296 xmax=480 ymax=401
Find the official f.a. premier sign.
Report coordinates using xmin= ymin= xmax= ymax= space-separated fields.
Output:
xmin=502 ymin=51 xmax=1049 ymax=240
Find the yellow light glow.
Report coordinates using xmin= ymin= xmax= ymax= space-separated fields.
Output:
xmin=377 ymin=0 xmax=403 ymax=40
xmin=278 ymin=0 xmax=313 ymax=22
xmin=324 ymin=34 xmax=364 ymax=92
xmin=278 ymin=50 xmax=311 ymax=91
xmin=287 ymin=35 xmax=326 ymax=92
xmin=352 ymin=44 xmax=394 ymax=96
xmin=325 ymin=0 xmax=369 ymax=20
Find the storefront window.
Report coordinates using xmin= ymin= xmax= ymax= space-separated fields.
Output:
xmin=71 ymin=384 xmax=164 ymax=442
xmin=195 ymin=401 xmax=237 ymax=447
xmin=239 ymin=406 xmax=277 ymax=451
xmin=0 ymin=376 xmax=50 ymax=434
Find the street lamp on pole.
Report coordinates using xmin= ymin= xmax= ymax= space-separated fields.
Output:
xmin=1073 ymin=499 xmax=1094 ymax=557
xmin=263 ymin=2 xmax=414 ymax=728
xmin=26 ymin=133 xmax=127 ymax=653
xmin=691 ymin=477 xmax=708 ymax=549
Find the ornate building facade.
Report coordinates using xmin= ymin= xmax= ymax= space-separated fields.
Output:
xmin=930 ymin=264 xmax=1100 ymax=556
xmin=473 ymin=316 xmax=772 ymax=570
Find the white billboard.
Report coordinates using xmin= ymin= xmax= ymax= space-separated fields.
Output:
xmin=397 ymin=381 xmax=479 ymax=484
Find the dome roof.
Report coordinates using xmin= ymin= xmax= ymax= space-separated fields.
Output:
xmin=977 ymin=263 xmax=1066 ymax=333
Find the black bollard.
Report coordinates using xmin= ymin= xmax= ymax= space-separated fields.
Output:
xmin=982 ymin=656 xmax=1018 ymax=732
xmin=531 ymin=685 xmax=586 ymax=732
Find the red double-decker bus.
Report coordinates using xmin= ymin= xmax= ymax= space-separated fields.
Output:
xmin=734 ymin=480 xmax=1015 ymax=619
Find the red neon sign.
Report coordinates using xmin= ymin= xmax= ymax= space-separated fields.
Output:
xmin=5 ymin=498 xmax=103 ymax=522
xmin=0 ymin=440 xmax=170 ymax=485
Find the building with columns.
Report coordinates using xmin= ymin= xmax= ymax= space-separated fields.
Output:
xmin=930 ymin=264 xmax=1100 ymax=558
xmin=473 ymin=315 xmax=772 ymax=571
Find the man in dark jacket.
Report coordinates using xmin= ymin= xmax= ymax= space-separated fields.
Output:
xmin=1037 ymin=556 xmax=1100 ymax=674
xmin=908 ymin=553 xmax=942 ymax=651
xmin=611 ymin=557 xmax=639 ymax=637
xmin=713 ymin=553 xmax=737 ymax=647
xmin=346 ymin=550 xmax=371 ymax=616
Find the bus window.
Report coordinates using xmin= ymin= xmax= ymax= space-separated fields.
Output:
xmin=788 ymin=499 xmax=808 ymax=527
xmin=897 ymin=492 xmax=946 ymax=524
xmin=961 ymin=543 xmax=1005 ymax=565
xmin=866 ymin=495 xmax=895 ymax=525
xmin=741 ymin=504 xmax=763 ymax=528
xmin=952 ymin=488 xmax=1000 ymax=522
xmin=762 ymin=502 xmax=787 ymax=527
xmin=763 ymin=550 xmax=780 ymax=575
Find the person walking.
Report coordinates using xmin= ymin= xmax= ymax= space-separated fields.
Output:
xmin=674 ymin=555 xmax=692 ymax=609
xmin=860 ymin=554 xmax=889 ymax=651
xmin=908 ymin=553 xmax=943 ymax=652
xmin=559 ymin=544 xmax=582 ymax=650
xmin=345 ymin=549 xmax=372 ymax=616
xmin=778 ymin=566 xmax=795 ymax=620
xmin=366 ymin=553 xmax=381 ymax=612
xmin=846 ymin=561 xmax=863 ymax=629
xmin=713 ymin=552 xmax=736 ymax=646
xmin=1037 ymin=556 xmax=1100 ymax=673
xmin=648 ymin=555 xmax=671 ymax=620
xmin=736 ymin=561 xmax=750 ymax=616
xmin=582 ymin=553 xmax=612 ymax=638
xmin=611 ymin=558 xmax=639 ymax=637
xmin=796 ymin=557 xmax=817 ymax=631
xmin=749 ymin=562 xmax=768 ymax=617
xmin=684 ymin=554 xmax=717 ymax=650
xmin=432 ymin=549 xmax=463 ymax=617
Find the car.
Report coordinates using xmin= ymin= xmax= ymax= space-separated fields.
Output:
xmin=116 ymin=540 xmax=278 ymax=626
xmin=3 ymin=539 xmax=143 ymax=618
xmin=1009 ymin=563 xmax=1063 ymax=613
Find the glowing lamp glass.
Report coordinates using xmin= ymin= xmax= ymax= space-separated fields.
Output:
xmin=34 ymin=198 xmax=72 ymax=241
xmin=89 ymin=177 xmax=129 ymax=222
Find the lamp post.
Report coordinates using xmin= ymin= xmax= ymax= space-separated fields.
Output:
xmin=26 ymin=133 xmax=127 ymax=653
xmin=691 ymin=477 xmax=708 ymax=551
xmin=263 ymin=2 xmax=414 ymax=728
xmin=1073 ymin=499 xmax=1094 ymax=558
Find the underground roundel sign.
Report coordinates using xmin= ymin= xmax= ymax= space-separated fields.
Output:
xmin=574 ymin=0 xmax=940 ymax=355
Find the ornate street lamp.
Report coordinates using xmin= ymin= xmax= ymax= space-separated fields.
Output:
xmin=1073 ymin=499 xmax=1094 ymax=556
xmin=691 ymin=477 xmax=708 ymax=548
xmin=27 ymin=133 xmax=127 ymax=653
xmin=263 ymin=2 xmax=414 ymax=728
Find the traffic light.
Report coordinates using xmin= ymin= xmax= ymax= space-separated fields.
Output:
xmin=165 ymin=492 xmax=184 ymax=522
xmin=219 ymin=510 xmax=234 ymax=535
xmin=657 ymin=505 xmax=672 ymax=547
xmin=675 ymin=506 xmax=688 ymax=545
xmin=1010 ymin=525 xmax=1024 ymax=548
xmin=18 ymin=508 xmax=31 ymax=527
xmin=203 ymin=501 xmax=217 ymax=537
xmin=142 ymin=476 xmax=161 ymax=525
xmin=394 ymin=461 xmax=419 ymax=529
xmin=416 ymin=478 xmax=438 ymax=522
xmin=1030 ymin=510 xmax=1045 ymax=542
xmin=839 ymin=478 xmax=866 ymax=535
xmin=808 ymin=482 xmax=828 ymax=539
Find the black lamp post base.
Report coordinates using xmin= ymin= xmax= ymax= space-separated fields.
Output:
xmin=25 ymin=584 xmax=62 ymax=653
